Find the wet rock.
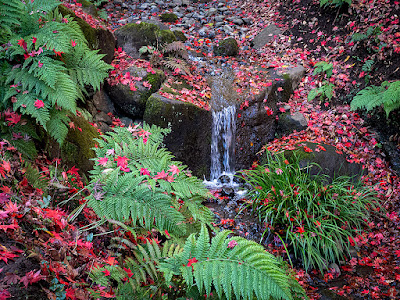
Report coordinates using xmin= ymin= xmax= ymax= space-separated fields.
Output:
xmin=221 ymin=187 xmax=235 ymax=197
xmin=205 ymin=7 xmax=218 ymax=16
xmin=94 ymin=111 xmax=112 ymax=125
xmin=218 ymin=174 xmax=231 ymax=184
xmin=143 ymin=94 xmax=212 ymax=178
xmin=105 ymin=67 xmax=165 ymax=119
xmin=214 ymin=37 xmax=239 ymax=56
xmin=114 ymin=22 xmax=176 ymax=58
xmin=251 ymin=24 xmax=282 ymax=49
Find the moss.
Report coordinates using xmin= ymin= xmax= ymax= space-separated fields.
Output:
xmin=160 ymin=13 xmax=178 ymax=23
xmin=213 ymin=38 xmax=239 ymax=57
xmin=62 ymin=115 xmax=100 ymax=175
xmin=173 ymin=30 xmax=187 ymax=42
xmin=117 ymin=22 xmax=176 ymax=47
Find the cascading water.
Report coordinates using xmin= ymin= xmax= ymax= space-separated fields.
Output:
xmin=204 ymin=71 xmax=239 ymax=188
xmin=210 ymin=106 xmax=236 ymax=181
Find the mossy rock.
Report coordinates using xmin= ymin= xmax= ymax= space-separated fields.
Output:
xmin=143 ymin=94 xmax=212 ymax=178
xmin=45 ymin=115 xmax=100 ymax=177
xmin=173 ymin=30 xmax=187 ymax=42
xmin=105 ymin=67 xmax=166 ymax=119
xmin=213 ymin=38 xmax=239 ymax=57
xmin=114 ymin=22 xmax=176 ymax=58
xmin=76 ymin=0 xmax=98 ymax=17
xmin=160 ymin=13 xmax=178 ymax=23
xmin=58 ymin=5 xmax=116 ymax=64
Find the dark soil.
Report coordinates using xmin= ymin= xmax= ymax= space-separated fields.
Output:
xmin=277 ymin=0 xmax=400 ymax=174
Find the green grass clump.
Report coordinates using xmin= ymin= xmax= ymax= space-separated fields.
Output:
xmin=240 ymin=151 xmax=380 ymax=272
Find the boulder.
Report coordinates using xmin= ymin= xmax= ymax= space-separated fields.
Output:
xmin=276 ymin=111 xmax=307 ymax=138
xmin=105 ymin=67 xmax=165 ymax=119
xmin=213 ymin=38 xmax=239 ymax=57
xmin=114 ymin=22 xmax=176 ymax=58
xmin=235 ymin=72 xmax=294 ymax=170
xmin=58 ymin=5 xmax=116 ymax=64
xmin=173 ymin=30 xmax=188 ymax=42
xmin=251 ymin=24 xmax=282 ymax=49
xmin=277 ymin=65 xmax=306 ymax=91
xmin=143 ymin=94 xmax=212 ymax=178
xmin=283 ymin=142 xmax=364 ymax=182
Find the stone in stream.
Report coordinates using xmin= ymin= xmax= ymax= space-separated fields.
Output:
xmin=218 ymin=174 xmax=231 ymax=184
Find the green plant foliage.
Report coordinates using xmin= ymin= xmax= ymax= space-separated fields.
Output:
xmin=351 ymin=25 xmax=382 ymax=43
xmin=90 ymin=239 xmax=181 ymax=299
xmin=308 ymin=82 xmax=334 ymax=102
xmin=84 ymin=124 xmax=214 ymax=237
xmin=0 ymin=1 xmax=112 ymax=148
xmin=239 ymin=151 xmax=380 ymax=272
xmin=351 ymin=81 xmax=400 ymax=117
xmin=159 ymin=224 xmax=306 ymax=300
xmin=361 ymin=59 xmax=374 ymax=73
xmin=312 ymin=61 xmax=333 ymax=78
xmin=319 ymin=0 xmax=351 ymax=7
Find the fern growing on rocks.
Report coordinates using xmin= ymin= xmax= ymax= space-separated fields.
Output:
xmin=84 ymin=124 xmax=214 ymax=238
xmin=351 ymin=80 xmax=400 ymax=117
xmin=0 ymin=0 xmax=111 ymax=147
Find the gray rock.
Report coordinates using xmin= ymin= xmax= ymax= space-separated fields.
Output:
xmin=251 ymin=24 xmax=283 ymax=49
xmin=215 ymin=15 xmax=224 ymax=22
xmin=276 ymin=111 xmax=307 ymax=138
xmin=143 ymin=93 xmax=212 ymax=178
xmin=206 ymin=7 xmax=218 ymax=17
xmin=92 ymin=89 xmax=115 ymax=113
xmin=242 ymin=17 xmax=252 ymax=25
xmin=114 ymin=22 xmax=175 ymax=58
xmin=277 ymin=65 xmax=306 ymax=91
xmin=232 ymin=18 xmax=243 ymax=25
xmin=150 ymin=6 xmax=159 ymax=13
xmin=94 ymin=111 xmax=113 ymax=125
xmin=218 ymin=174 xmax=231 ymax=184
xmin=282 ymin=142 xmax=364 ymax=183
xmin=223 ymin=24 xmax=233 ymax=33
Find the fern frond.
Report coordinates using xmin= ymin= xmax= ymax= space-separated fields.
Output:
xmin=64 ymin=44 xmax=112 ymax=91
xmin=0 ymin=0 xmax=24 ymax=41
xmin=350 ymin=84 xmax=385 ymax=112
xmin=163 ymin=41 xmax=189 ymax=60
xmin=159 ymin=224 xmax=306 ymax=300
xmin=46 ymin=108 xmax=70 ymax=145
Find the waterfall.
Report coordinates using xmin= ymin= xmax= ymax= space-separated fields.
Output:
xmin=210 ymin=106 xmax=236 ymax=181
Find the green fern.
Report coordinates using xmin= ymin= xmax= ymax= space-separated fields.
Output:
xmin=84 ymin=124 xmax=214 ymax=237
xmin=159 ymin=224 xmax=307 ymax=300
xmin=0 ymin=0 xmax=112 ymax=147
xmin=0 ymin=0 xmax=24 ymax=43
xmin=351 ymin=81 xmax=400 ymax=117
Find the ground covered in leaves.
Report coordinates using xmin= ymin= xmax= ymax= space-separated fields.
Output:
xmin=1 ymin=0 xmax=400 ymax=299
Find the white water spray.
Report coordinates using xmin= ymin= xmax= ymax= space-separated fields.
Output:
xmin=210 ymin=106 xmax=236 ymax=181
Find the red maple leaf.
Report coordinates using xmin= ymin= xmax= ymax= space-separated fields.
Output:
xmin=19 ymin=270 xmax=44 ymax=288
xmin=0 ymin=248 xmax=19 ymax=264
xmin=115 ymin=156 xmax=129 ymax=168
xmin=187 ymin=257 xmax=198 ymax=268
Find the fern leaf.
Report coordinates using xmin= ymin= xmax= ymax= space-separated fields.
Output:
xmin=350 ymin=85 xmax=385 ymax=111
xmin=46 ymin=108 xmax=70 ymax=145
